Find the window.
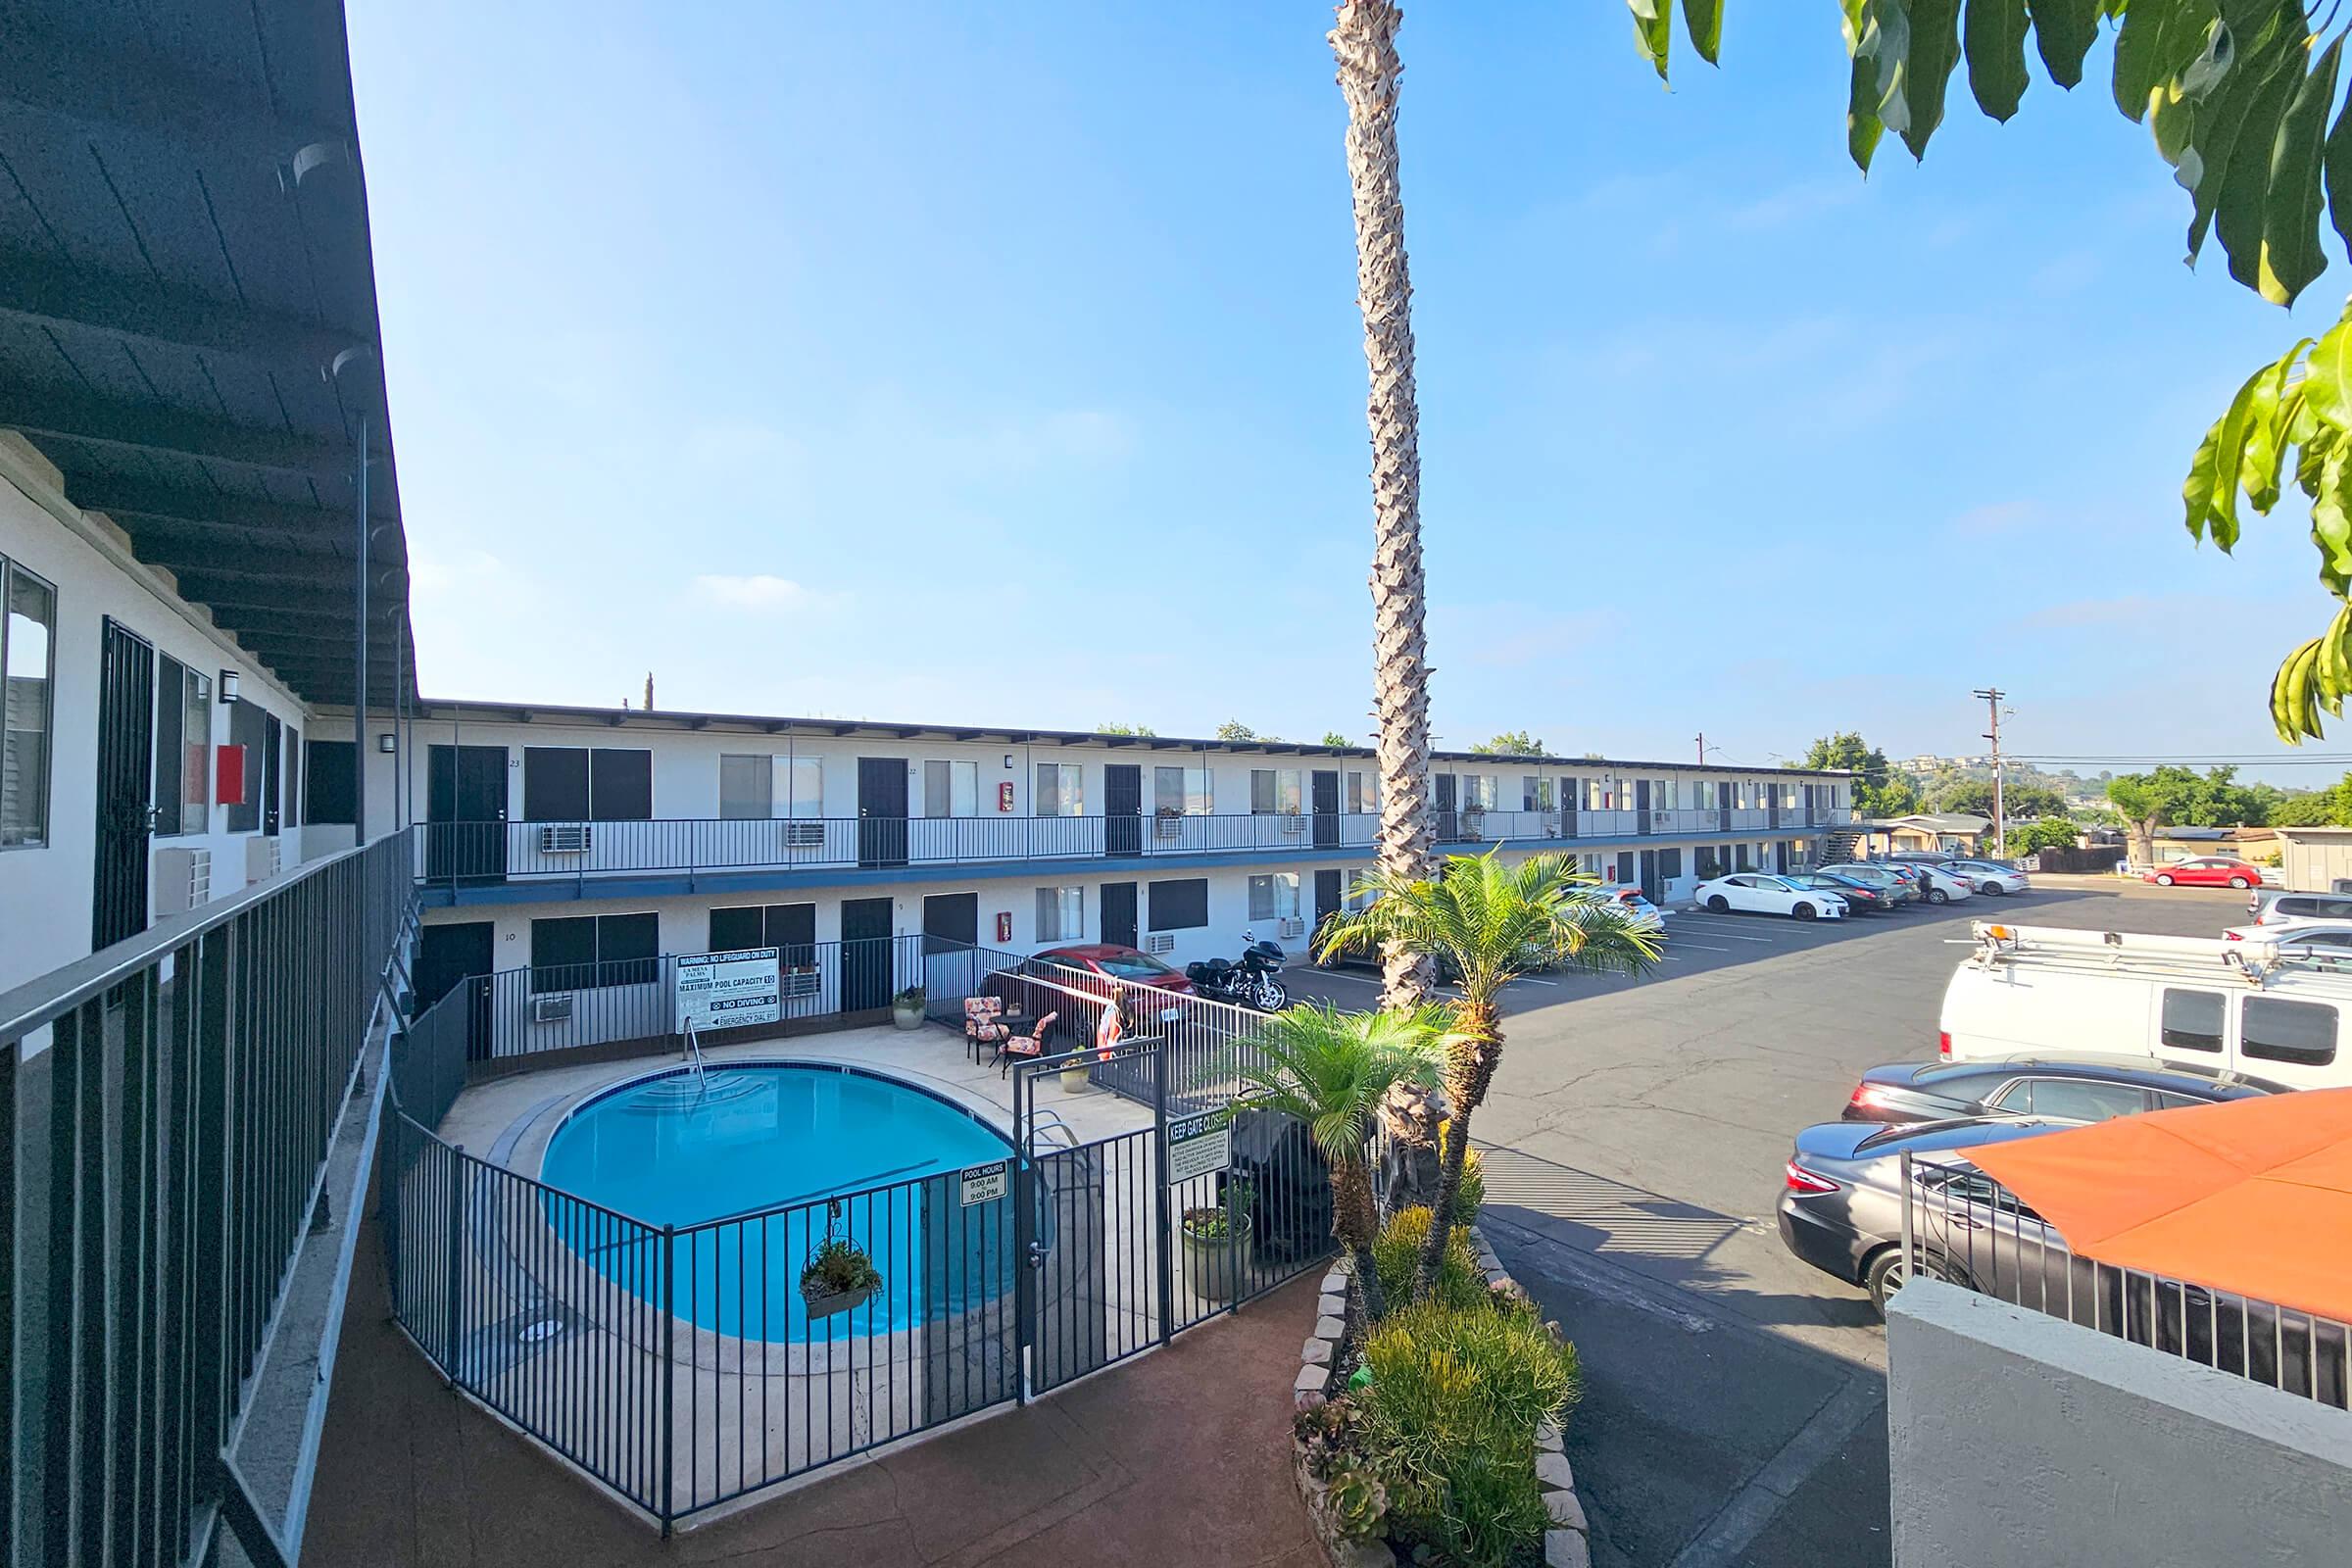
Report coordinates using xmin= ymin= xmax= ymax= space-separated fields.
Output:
xmin=2159 ymin=989 xmax=2226 ymax=1054
xmin=1347 ymin=770 xmax=1377 ymax=814
xmin=305 ymin=740 xmax=356 ymax=825
xmin=1248 ymin=872 xmax=1300 ymax=922
xmin=1463 ymin=775 xmax=1498 ymax=811
xmin=783 ymin=757 xmax=823 ymax=817
xmin=1036 ymin=885 xmax=1084 ymax=942
xmin=1695 ymin=780 xmax=1718 ymax=810
xmin=1148 ymin=877 xmax=1209 ymax=931
xmin=225 ymin=698 xmax=267 ymax=833
xmin=1 ymin=558 xmax=55 ymax=847
xmin=1523 ymin=776 xmax=1553 ymax=811
xmin=925 ymin=759 xmax=979 ymax=817
xmin=710 ymin=902 xmax=815 ymax=957
xmin=152 ymin=657 xmax=212 ymax=837
xmin=1035 ymin=761 xmax=1084 ymax=816
xmin=1660 ymin=848 xmax=1683 ymax=880
xmin=719 ymin=755 xmax=772 ymax=819
xmin=2242 ymin=997 xmax=2337 ymax=1066
xmin=1153 ymin=764 xmax=1210 ymax=815
xmin=1250 ymin=768 xmax=1301 ymax=814
xmin=530 ymin=911 xmax=659 ymax=993
xmin=2278 ymin=896 xmax=2352 ymax=921
xmin=2007 ymin=1079 xmax=2151 ymax=1123
xmin=1581 ymin=853 xmax=1602 ymax=876
xmin=1734 ymin=844 xmax=1751 ymax=872
xmin=285 ymin=725 xmax=300 ymax=827
xmin=523 ymin=746 xmax=652 ymax=820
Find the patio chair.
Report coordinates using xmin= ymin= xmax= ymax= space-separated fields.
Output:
xmin=963 ymin=996 xmax=1009 ymax=1062
xmin=996 ymin=1011 xmax=1057 ymax=1077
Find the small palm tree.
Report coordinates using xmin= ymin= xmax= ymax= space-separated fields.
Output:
xmin=1223 ymin=1002 xmax=1452 ymax=1321
xmin=1316 ymin=851 xmax=1663 ymax=1299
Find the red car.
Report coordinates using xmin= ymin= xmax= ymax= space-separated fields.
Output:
xmin=2143 ymin=857 xmax=2263 ymax=890
xmin=984 ymin=944 xmax=1193 ymax=1046
xmin=1029 ymin=944 xmax=1196 ymax=995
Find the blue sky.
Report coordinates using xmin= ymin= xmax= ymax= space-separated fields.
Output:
xmin=346 ymin=4 xmax=2345 ymax=779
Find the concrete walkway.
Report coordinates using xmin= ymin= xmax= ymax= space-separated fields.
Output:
xmin=309 ymin=1229 xmax=1320 ymax=1568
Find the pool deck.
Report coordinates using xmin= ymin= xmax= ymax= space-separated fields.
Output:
xmin=310 ymin=1216 xmax=1323 ymax=1567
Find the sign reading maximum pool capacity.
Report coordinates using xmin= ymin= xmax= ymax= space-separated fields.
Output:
xmin=673 ymin=947 xmax=782 ymax=1032
xmin=1166 ymin=1111 xmax=1232 ymax=1185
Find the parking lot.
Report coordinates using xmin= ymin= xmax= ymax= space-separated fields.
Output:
xmin=1285 ymin=875 xmax=2256 ymax=1568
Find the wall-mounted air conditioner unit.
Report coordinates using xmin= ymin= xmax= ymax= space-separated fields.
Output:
xmin=1145 ymin=932 xmax=1175 ymax=955
xmin=538 ymin=824 xmax=592 ymax=854
xmin=1281 ymin=814 xmax=1306 ymax=834
xmin=785 ymin=821 xmax=826 ymax=849
xmin=1153 ymin=815 xmax=1183 ymax=840
xmin=1277 ymin=916 xmax=1306 ymax=940
xmin=153 ymin=848 xmax=213 ymax=916
xmin=531 ymin=994 xmax=574 ymax=1023
xmin=246 ymin=835 xmax=279 ymax=884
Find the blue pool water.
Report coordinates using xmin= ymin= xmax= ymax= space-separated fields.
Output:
xmin=540 ymin=1063 xmax=1014 ymax=1342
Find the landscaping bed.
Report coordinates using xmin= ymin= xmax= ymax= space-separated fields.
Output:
xmin=1291 ymin=1187 xmax=1591 ymax=1568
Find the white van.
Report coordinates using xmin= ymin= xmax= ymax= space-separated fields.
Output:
xmin=1938 ymin=922 xmax=2351 ymax=1091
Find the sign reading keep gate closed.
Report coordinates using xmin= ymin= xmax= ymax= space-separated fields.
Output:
xmin=1166 ymin=1111 xmax=1233 ymax=1185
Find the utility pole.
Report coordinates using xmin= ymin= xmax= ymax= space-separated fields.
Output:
xmin=1694 ymin=731 xmax=1705 ymax=765
xmin=1973 ymin=688 xmax=2006 ymax=858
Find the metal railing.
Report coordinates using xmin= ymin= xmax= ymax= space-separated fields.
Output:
xmin=412 ymin=805 xmax=1859 ymax=891
xmin=2 ymin=828 xmax=416 ymax=1568
xmin=1902 ymin=1154 xmax=2348 ymax=1408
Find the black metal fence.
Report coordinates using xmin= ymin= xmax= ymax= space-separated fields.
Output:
xmin=1902 ymin=1154 xmax=2348 ymax=1408
xmin=413 ymin=804 xmax=1859 ymax=893
xmin=379 ymin=939 xmax=1342 ymax=1528
xmin=2 ymin=829 xmax=415 ymax=1568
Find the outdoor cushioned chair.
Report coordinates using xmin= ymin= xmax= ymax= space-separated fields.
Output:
xmin=963 ymin=996 xmax=1009 ymax=1062
xmin=996 ymin=1011 xmax=1057 ymax=1077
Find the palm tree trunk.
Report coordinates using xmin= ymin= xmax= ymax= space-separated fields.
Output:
xmin=1416 ymin=1004 xmax=1501 ymax=1297
xmin=1332 ymin=1155 xmax=1387 ymax=1321
xmin=1330 ymin=0 xmax=1436 ymax=1011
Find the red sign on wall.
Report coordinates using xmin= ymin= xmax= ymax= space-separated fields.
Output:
xmin=216 ymin=744 xmax=248 ymax=807
xmin=998 ymin=781 xmax=1015 ymax=813
xmin=995 ymin=911 xmax=1013 ymax=944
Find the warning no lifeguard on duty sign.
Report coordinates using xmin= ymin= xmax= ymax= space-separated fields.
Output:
xmin=673 ymin=947 xmax=783 ymax=1032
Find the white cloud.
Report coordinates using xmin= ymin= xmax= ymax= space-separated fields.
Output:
xmin=693 ymin=573 xmax=832 ymax=611
xmin=1951 ymin=501 xmax=2041 ymax=537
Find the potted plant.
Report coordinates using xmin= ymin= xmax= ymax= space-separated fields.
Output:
xmin=800 ymin=1236 xmax=883 ymax=1318
xmin=891 ymin=984 xmax=926 ymax=1030
xmin=1056 ymin=1044 xmax=1092 ymax=1092
xmin=1180 ymin=1195 xmax=1252 ymax=1303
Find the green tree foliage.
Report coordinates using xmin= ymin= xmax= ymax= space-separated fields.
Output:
xmin=1797 ymin=731 xmax=1918 ymax=816
xmin=1216 ymin=719 xmax=1275 ymax=743
xmin=1630 ymin=1 xmax=2352 ymax=739
xmin=1095 ymin=721 xmax=1156 ymax=737
xmin=1321 ymin=730 xmax=1353 ymax=747
xmin=2005 ymin=816 xmax=2084 ymax=856
xmin=1469 ymin=730 xmax=1547 ymax=756
xmin=1926 ymin=778 xmax=2070 ymax=820
xmin=2106 ymin=766 xmax=2274 ymax=862
xmin=2272 ymin=772 xmax=2352 ymax=823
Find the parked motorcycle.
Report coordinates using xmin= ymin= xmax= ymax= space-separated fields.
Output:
xmin=1186 ymin=934 xmax=1289 ymax=1011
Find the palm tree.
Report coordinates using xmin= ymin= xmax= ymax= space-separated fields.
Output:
xmin=1330 ymin=0 xmax=1437 ymax=1009
xmin=1224 ymin=1002 xmax=1452 ymax=1320
xmin=1316 ymin=851 xmax=1662 ymax=1298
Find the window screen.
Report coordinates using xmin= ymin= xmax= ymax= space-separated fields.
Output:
xmin=529 ymin=916 xmax=596 ymax=993
xmin=1036 ymin=886 xmax=1082 ymax=942
xmin=530 ymin=911 xmax=659 ymax=992
xmin=153 ymin=657 xmax=202 ymax=837
xmin=712 ymin=902 xmax=816 ymax=958
xmin=1 ymin=557 xmax=55 ymax=848
xmin=719 ymin=755 xmax=771 ymax=819
xmin=925 ymin=760 xmax=978 ymax=817
xmin=1035 ymin=762 xmax=1082 ymax=816
xmin=225 ymin=698 xmax=266 ymax=832
xmin=708 ymin=905 xmax=765 ymax=953
xmin=2159 ymin=989 xmax=2226 ymax=1053
xmin=523 ymin=747 xmax=590 ymax=819
xmin=305 ymin=740 xmax=356 ymax=825
xmin=1248 ymin=875 xmax=1275 ymax=922
xmin=590 ymin=750 xmax=652 ymax=820
xmin=594 ymin=911 xmax=659 ymax=985
xmin=1149 ymin=877 xmax=1208 ymax=931
xmin=1660 ymin=848 xmax=1683 ymax=879
xmin=2241 ymin=997 xmax=2337 ymax=1066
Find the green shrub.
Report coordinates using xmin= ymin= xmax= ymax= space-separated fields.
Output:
xmin=1448 ymin=1149 xmax=1485 ymax=1227
xmin=1373 ymin=1205 xmax=1488 ymax=1310
xmin=1355 ymin=1300 xmax=1580 ymax=1568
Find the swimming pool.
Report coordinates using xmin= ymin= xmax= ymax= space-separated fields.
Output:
xmin=539 ymin=1062 xmax=1016 ymax=1342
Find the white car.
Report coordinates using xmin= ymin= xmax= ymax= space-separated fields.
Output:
xmin=1946 ymin=860 xmax=2030 ymax=897
xmin=1692 ymin=873 xmax=1848 ymax=920
xmin=1910 ymin=864 xmax=1977 ymax=905
xmin=1605 ymin=886 xmax=1667 ymax=931
xmin=2223 ymin=919 xmax=2352 ymax=954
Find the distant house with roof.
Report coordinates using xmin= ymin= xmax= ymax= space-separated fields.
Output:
xmin=1855 ymin=812 xmax=1991 ymax=857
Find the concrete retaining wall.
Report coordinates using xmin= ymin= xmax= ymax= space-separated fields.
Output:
xmin=1887 ymin=1278 xmax=2352 ymax=1568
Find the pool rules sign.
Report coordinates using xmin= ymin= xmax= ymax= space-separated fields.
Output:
xmin=674 ymin=947 xmax=782 ymax=1032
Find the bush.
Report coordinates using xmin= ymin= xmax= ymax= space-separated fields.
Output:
xmin=1374 ymin=1205 xmax=1488 ymax=1310
xmin=1449 ymin=1149 xmax=1485 ymax=1227
xmin=1356 ymin=1299 xmax=1579 ymax=1568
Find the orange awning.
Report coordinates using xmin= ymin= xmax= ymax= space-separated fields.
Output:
xmin=1960 ymin=1088 xmax=2352 ymax=1327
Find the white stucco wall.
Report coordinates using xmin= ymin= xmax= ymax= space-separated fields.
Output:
xmin=0 ymin=438 xmax=316 ymax=994
xmin=1887 ymin=1279 xmax=2352 ymax=1568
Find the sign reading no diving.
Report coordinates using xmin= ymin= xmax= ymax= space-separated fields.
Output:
xmin=1167 ymin=1111 xmax=1233 ymax=1186
xmin=674 ymin=947 xmax=782 ymax=1032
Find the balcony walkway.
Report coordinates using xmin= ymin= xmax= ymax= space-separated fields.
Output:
xmin=311 ymin=1230 xmax=1320 ymax=1567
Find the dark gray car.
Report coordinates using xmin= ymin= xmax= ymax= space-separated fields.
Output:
xmin=1840 ymin=1055 xmax=2284 ymax=1126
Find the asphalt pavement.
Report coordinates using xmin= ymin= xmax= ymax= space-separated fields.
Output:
xmin=1285 ymin=875 xmax=2254 ymax=1567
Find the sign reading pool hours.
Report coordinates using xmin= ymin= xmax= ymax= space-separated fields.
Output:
xmin=959 ymin=1159 xmax=1009 ymax=1207
xmin=1166 ymin=1111 xmax=1233 ymax=1186
xmin=673 ymin=947 xmax=782 ymax=1032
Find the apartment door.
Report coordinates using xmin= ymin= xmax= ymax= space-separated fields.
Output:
xmin=858 ymin=759 xmax=909 ymax=868
xmin=426 ymin=745 xmax=509 ymax=883
xmin=1103 ymin=763 xmax=1142 ymax=858
xmin=1311 ymin=770 xmax=1340 ymax=849
xmin=841 ymin=897 xmax=895 ymax=1011
xmin=261 ymin=710 xmax=283 ymax=837
xmin=1314 ymin=868 xmax=1343 ymax=932
xmin=1635 ymin=778 xmax=1651 ymax=834
xmin=1435 ymin=773 xmax=1458 ymax=842
xmin=1101 ymin=881 xmax=1138 ymax=951
xmin=416 ymin=921 xmax=496 ymax=1057
xmin=1639 ymin=849 xmax=1661 ymax=904
xmin=92 ymin=618 xmax=155 ymax=950
xmin=1775 ymin=841 xmax=1790 ymax=874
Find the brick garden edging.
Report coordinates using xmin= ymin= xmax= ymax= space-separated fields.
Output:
xmin=1291 ymin=1226 xmax=1592 ymax=1568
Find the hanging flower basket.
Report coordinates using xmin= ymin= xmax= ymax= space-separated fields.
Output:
xmin=800 ymin=1229 xmax=883 ymax=1318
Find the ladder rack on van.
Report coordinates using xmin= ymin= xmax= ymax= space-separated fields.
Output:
xmin=1965 ymin=921 xmax=2336 ymax=989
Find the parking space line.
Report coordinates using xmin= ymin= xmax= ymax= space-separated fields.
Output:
xmin=1665 ymin=922 xmax=1780 ymax=943
xmin=1664 ymin=941 xmax=1733 ymax=953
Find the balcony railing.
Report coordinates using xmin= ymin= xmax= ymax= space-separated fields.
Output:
xmin=414 ymin=805 xmax=1858 ymax=889
xmin=2 ymin=829 xmax=416 ymax=1568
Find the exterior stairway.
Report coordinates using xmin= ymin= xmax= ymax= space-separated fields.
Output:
xmin=1808 ymin=824 xmax=1863 ymax=868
